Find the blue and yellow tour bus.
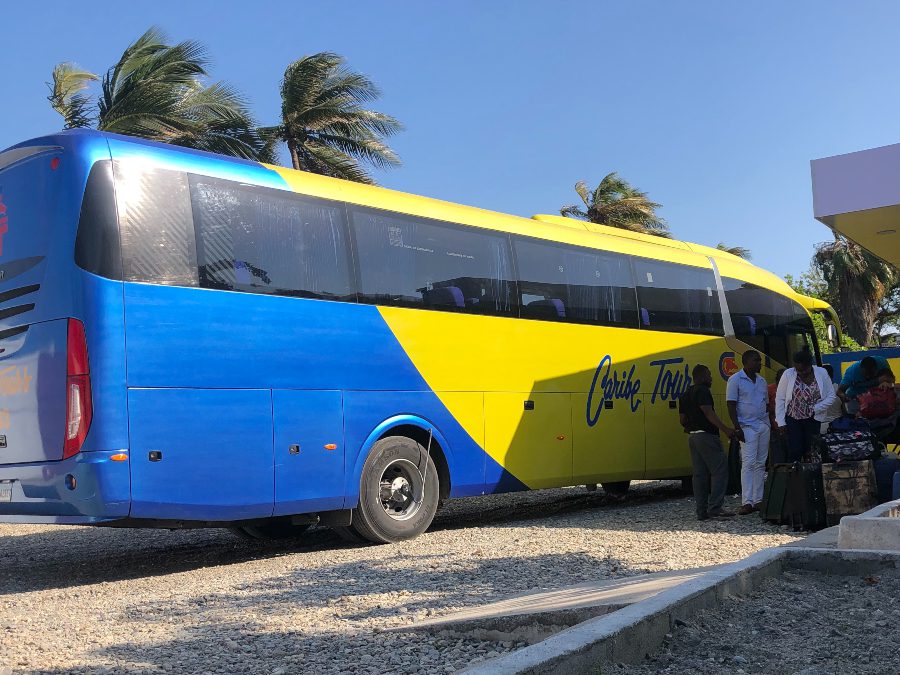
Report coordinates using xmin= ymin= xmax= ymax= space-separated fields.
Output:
xmin=0 ymin=130 xmax=841 ymax=542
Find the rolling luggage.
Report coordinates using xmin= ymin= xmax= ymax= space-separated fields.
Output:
xmin=769 ymin=432 xmax=789 ymax=466
xmin=821 ymin=460 xmax=878 ymax=525
xmin=760 ymin=463 xmax=827 ymax=531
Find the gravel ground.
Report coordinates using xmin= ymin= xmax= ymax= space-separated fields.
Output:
xmin=0 ymin=482 xmax=801 ymax=674
xmin=616 ymin=568 xmax=900 ymax=675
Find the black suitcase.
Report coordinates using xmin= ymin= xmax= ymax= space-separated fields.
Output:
xmin=760 ymin=463 xmax=827 ymax=531
xmin=769 ymin=433 xmax=789 ymax=466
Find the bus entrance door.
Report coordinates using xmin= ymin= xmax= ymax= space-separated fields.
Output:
xmin=273 ymin=390 xmax=345 ymax=516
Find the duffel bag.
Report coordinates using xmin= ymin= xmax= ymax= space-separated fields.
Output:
xmin=829 ymin=415 xmax=872 ymax=433
xmin=820 ymin=430 xmax=881 ymax=462
xmin=859 ymin=387 xmax=897 ymax=419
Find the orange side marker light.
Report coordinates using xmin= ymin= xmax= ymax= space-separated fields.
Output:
xmin=324 ymin=444 xmax=338 ymax=451
xmin=110 ymin=453 xmax=129 ymax=462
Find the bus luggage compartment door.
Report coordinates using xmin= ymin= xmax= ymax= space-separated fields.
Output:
xmin=272 ymin=389 xmax=344 ymax=516
xmin=485 ymin=393 xmax=573 ymax=490
xmin=128 ymin=388 xmax=274 ymax=521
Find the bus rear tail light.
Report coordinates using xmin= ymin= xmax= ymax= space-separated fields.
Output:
xmin=63 ymin=319 xmax=92 ymax=459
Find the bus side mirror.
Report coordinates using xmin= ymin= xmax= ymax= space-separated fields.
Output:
xmin=826 ymin=323 xmax=839 ymax=349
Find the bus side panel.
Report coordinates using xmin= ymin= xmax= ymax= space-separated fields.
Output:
xmin=128 ymin=388 xmax=274 ymax=520
xmin=273 ymin=389 xmax=345 ymax=516
xmin=121 ymin=284 xmax=428 ymax=391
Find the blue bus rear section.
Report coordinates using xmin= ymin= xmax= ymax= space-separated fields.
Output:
xmin=0 ymin=130 xmax=516 ymax=525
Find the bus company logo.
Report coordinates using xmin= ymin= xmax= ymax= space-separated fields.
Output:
xmin=719 ymin=351 xmax=739 ymax=380
xmin=0 ymin=366 xmax=32 ymax=396
xmin=586 ymin=355 xmax=692 ymax=427
xmin=0 ymin=192 xmax=7 ymax=257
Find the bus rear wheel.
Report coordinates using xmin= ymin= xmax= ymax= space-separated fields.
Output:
xmin=602 ymin=480 xmax=631 ymax=497
xmin=343 ymin=436 xmax=440 ymax=544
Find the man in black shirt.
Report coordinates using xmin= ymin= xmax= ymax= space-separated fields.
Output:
xmin=679 ymin=364 xmax=737 ymax=520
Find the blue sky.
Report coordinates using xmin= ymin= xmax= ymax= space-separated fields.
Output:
xmin=3 ymin=1 xmax=900 ymax=279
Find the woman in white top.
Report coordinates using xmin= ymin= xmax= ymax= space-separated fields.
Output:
xmin=775 ymin=350 xmax=837 ymax=462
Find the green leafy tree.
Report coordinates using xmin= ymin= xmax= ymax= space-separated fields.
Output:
xmin=715 ymin=243 xmax=751 ymax=260
xmin=784 ymin=266 xmax=832 ymax=304
xmin=560 ymin=172 xmax=670 ymax=238
xmin=47 ymin=27 xmax=267 ymax=160
xmin=814 ymin=235 xmax=896 ymax=347
xmin=259 ymin=53 xmax=402 ymax=184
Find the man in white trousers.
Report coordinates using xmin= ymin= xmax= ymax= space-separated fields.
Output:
xmin=726 ymin=350 xmax=770 ymax=515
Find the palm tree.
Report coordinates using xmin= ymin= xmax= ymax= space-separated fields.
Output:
xmin=814 ymin=234 xmax=896 ymax=346
xmin=560 ymin=173 xmax=670 ymax=238
xmin=716 ymin=243 xmax=752 ymax=260
xmin=259 ymin=53 xmax=402 ymax=184
xmin=47 ymin=27 xmax=267 ymax=160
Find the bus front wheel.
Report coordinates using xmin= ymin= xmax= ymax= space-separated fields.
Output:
xmin=346 ymin=436 xmax=440 ymax=544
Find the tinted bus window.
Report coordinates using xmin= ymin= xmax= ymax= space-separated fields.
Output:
xmin=75 ymin=160 xmax=122 ymax=280
xmin=352 ymin=208 xmax=516 ymax=315
xmin=723 ymin=278 xmax=817 ymax=365
xmin=633 ymin=260 xmax=722 ymax=335
xmin=514 ymin=238 xmax=638 ymax=326
xmin=190 ymin=178 xmax=354 ymax=300
xmin=115 ymin=162 xmax=198 ymax=287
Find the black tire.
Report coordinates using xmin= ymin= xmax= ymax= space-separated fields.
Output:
xmin=680 ymin=476 xmax=694 ymax=495
xmin=602 ymin=480 xmax=631 ymax=497
xmin=331 ymin=525 xmax=369 ymax=544
xmin=228 ymin=522 xmax=310 ymax=541
xmin=347 ymin=436 xmax=440 ymax=544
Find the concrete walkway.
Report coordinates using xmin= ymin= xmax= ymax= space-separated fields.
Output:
xmin=403 ymin=566 xmax=719 ymax=634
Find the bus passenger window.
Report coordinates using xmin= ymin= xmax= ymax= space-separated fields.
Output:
xmin=513 ymin=238 xmax=638 ymax=327
xmin=189 ymin=178 xmax=354 ymax=301
xmin=722 ymin=278 xmax=818 ymax=367
xmin=632 ymin=260 xmax=722 ymax=335
xmin=351 ymin=209 xmax=517 ymax=316
xmin=115 ymin=162 xmax=199 ymax=287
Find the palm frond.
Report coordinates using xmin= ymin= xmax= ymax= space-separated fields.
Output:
xmin=274 ymin=52 xmax=402 ymax=181
xmin=716 ymin=243 xmax=752 ymax=260
xmin=563 ymin=173 xmax=668 ymax=237
xmin=47 ymin=63 xmax=99 ymax=128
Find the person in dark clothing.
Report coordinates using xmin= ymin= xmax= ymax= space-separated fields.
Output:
xmin=679 ymin=364 xmax=737 ymax=520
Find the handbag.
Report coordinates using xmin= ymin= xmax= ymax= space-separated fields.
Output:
xmin=858 ymin=387 xmax=897 ymax=419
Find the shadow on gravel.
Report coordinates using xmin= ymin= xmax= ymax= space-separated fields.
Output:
xmin=27 ymin=550 xmax=643 ymax=674
xmin=0 ymin=481 xmax=777 ymax=595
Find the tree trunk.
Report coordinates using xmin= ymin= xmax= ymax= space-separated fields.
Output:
xmin=287 ymin=139 xmax=301 ymax=170
xmin=839 ymin=276 xmax=879 ymax=346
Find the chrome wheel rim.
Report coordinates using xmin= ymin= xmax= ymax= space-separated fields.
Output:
xmin=379 ymin=458 xmax=423 ymax=521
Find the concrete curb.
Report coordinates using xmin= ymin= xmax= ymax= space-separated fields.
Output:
xmin=460 ymin=546 xmax=900 ymax=674
xmin=838 ymin=498 xmax=900 ymax=551
xmin=458 ymin=547 xmax=786 ymax=675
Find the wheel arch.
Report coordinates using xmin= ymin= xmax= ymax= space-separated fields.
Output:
xmin=346 ymin=415 xmax=454 ymax=508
